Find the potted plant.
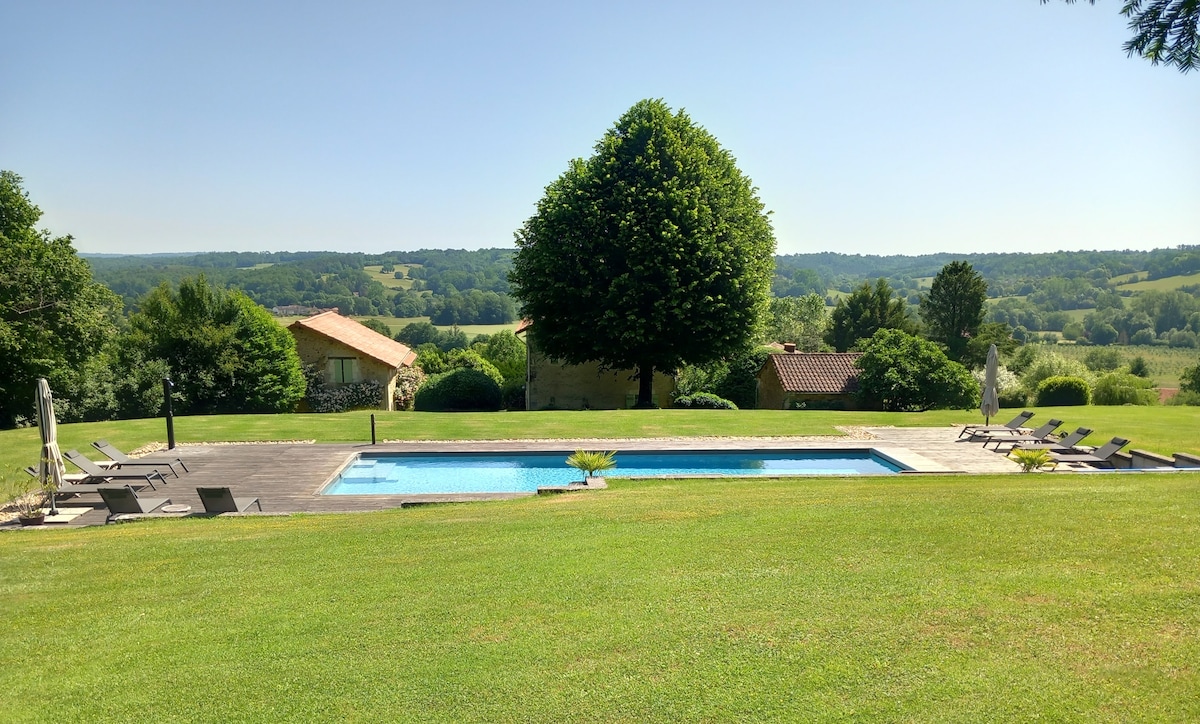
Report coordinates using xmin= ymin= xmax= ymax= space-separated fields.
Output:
xmin=565 ymin=450 xmax=617 ymax=484
xmin=1009 ymin=448 xmax=1053 ymax=473
xmin=3 ymin=474 xmax=49 ymax=526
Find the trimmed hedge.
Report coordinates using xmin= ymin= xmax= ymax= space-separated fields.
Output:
xmin=1035 ymin=375 xmax=1091 ymax=406
xmin=673 ymin=393 xmax=738 ymax=410
xmin=414 ymin=369 xmax=502 ymax=411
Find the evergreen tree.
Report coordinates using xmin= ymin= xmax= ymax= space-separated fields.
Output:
xmin=920 ymin=261 xmax=988 ymax=363
xmin=824 ymin=279 xmax=915 ymax=352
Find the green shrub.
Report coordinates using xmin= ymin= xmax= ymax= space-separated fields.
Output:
xmin=1130 ymin=328 xmax=1158 ymax=346
xmin=673 ymin=393 xmax=738 ymax=410
xmin=1166 ymin=390 xmax=1200 ymax=406
xmin=998 ymin=388 xmax=1028 ymax=408
xmin=1128 ymin=355 xmax=1151 ymax=378
xmin=1083 ymin=347 xmax=1124 ymax=372
xmin=413 ymin=369 xmax=502 ymax=411
xmin=1181 ymin=364 xmax=1200 ymax=394
xmin=1021 ymin=351 xmax=1091 ymax=394
xmin=1091 ymin=372 xmax=1157 ymax=406
xmin=501 ymin=381 xmax=526 ymax=411
xmin=1035 ymin=375 xmax=1091 ymax=406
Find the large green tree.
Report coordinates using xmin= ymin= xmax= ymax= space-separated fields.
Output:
xmin=765 ymin=293 xmax=829 ymax=351
xmin=855 ymin=329 xmax=979 ymax=412
xmin=0 ymin=171 xmax=123 ymax=427
xmin=824 ymin=279 xmax=915 ymax=352
xmin=1047 ymin=0 xmax=1199 ymax=72
xmin=920 ymin=261 xmax=988 ymax=363
xmin=509 ymin=99 xmax=776 ymax=406
xmin=126 ymin=276 xmax=306 ymax=414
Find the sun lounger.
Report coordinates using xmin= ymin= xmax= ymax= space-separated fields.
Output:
xmin=63 ymin=450 xmax=167 ymax=490
xmin=196 ymin=487 xmax=262 ymax=514
xmin=1048 ymin=438 xmax=1131 ymax=469
xmin=1013 ymin=427 xmax=1094 ymax=454
xmin=91 ymin=439 xmax=188 ymax=477
xmin=980 ymin=419 xmax=1063 ymax=450
xmin=23 ymin=465 xmax=88 ymax=485
xmin=97 ymin=486 xmax=172 ymax=522
xmin=959 ymin=411 xmax=1034 ymax=439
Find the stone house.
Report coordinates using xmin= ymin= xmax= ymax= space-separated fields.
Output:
xmin=289 ymin=311 xmax=417 ymax=411
xmin=516 ymin=321 xmax=675 ymax=409
xmin=757 ymin=348 xmax=863 ymax=410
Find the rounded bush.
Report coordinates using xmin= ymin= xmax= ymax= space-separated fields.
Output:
xmin=414 ymin=369 xmax=502 ymax=411
xmin=1035 ymin=375 xmax=1091 ymax=406
xmin=673 ymin=393 xmax=738 ymax=410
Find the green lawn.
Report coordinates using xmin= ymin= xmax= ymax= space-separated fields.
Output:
xmin=2 ymin=471 xmax=1198 ymax=720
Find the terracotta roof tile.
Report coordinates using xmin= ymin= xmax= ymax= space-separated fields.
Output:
xmin=289 ymin=311 xmax=417 ymax=368
xmin=766 ymin=352 xmax=862 ymax=394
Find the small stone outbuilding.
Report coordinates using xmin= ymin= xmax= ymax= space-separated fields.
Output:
xmin=289 ymin=311 xmax=417 ymax=411
xmin=757 ymin=349 xmax=863 ymax=410
xmin=516 ymin=321 xmax=675 ymax=410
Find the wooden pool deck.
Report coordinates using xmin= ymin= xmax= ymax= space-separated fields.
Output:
xmin=4 ymin=426 xmax=1020 ymax=529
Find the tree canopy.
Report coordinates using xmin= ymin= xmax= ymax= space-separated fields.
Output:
xmin=1047 ymin=0 xmax=1199 ymax=72
xmin=825 ymin=279 xmax=915 ymax=352
xmin=0 ymin=171 xmax=123 ymax=427
xmin=127 ymin=276 xmax=306 ymax=414
xmin=509 ymin=99 xmax=776 ymax=406
xmin=855 ymin=329 xmax=979 ymax=412
xmin=920 ymin=261 xmax=988 ymax=363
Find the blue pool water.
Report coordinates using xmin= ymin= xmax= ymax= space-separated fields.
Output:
xmin=322 ymin=450 xmax=905 ymax=496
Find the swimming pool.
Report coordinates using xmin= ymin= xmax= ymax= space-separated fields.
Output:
xmin=321 ymin=450 xmax=906 ymax=496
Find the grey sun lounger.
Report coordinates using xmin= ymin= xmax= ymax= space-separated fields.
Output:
xmin=959 ymin=411 xmax=1034 ymax=439
xmin=63 ymin=450 xmax=167 ymax=490
xmin=979 ymin=419 xmax=1063 ymax=450
xmin=97 ymin=486 xmax=172 ymax=522
xmin=23 ymin=465 xmax=154 ymax=495
xmin=1048 ymin=437 xmax=1131 ymax=469
xmin=196 ymin=487 xmax=262 ymax=514
xmin=1013 ymin=427 xmax=1094 ymax=454
xmin=91 ymin=439 xmax=188 ymax=477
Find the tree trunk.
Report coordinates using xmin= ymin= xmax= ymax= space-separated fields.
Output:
xmin=635 ymin=361 xmax=656 ymax=408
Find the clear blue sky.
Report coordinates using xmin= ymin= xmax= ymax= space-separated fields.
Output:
xmin=2 ymin=1 xmax=1196 ymax=256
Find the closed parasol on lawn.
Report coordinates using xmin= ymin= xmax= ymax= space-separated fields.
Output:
xmin=979 ymin=343 xmax=1000 ymax=426
xmin=36 ymin=377 xmax=65 ymax=516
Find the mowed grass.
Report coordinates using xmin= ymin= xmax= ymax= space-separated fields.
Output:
xmin=4 ymin=407 xmax=1198 ymax=498
xmin=2 ymin=472 xmax=1199 ymax=721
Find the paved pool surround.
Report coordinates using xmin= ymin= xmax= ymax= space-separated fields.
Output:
xmin=5 ymin=426 xmax=1020 ymax=527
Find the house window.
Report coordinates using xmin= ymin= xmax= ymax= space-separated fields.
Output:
xmin=329 ymin=357 xmax=358 ymax=384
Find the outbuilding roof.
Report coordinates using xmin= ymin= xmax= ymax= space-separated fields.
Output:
xmin=289 ymin=311 xmax=417 ymax=368
xmin=764 ymin=352 xmax=863 ymax=394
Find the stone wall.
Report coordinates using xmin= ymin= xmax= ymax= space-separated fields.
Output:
xmin=290 ymin=326 xmax=397 ymax=411
xmin=525 ymin=343 xmax=674 ymax=410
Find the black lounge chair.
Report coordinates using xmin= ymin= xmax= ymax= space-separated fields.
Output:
xmin=959 ymin=411 xmax=1034 ymax=440
xmin=980 ymin=419 xmax=1063 ymax=450
xmin=1013 ymin=427 xmax=1094 ymax=454
xmin=196 ymin=487 xmax=262 ymax=514
xmin=91 ymin=439 xmax=188 ymax=477
xmin=23 ymin=465 xmax=154 ymax=495
xmin=1048 ymin=437 xmax=1131 ymax=469
xmin=97 ymin=486 xmax=171 ymax=522
xmin=63 ymin=450 xmax=166 ymax=490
